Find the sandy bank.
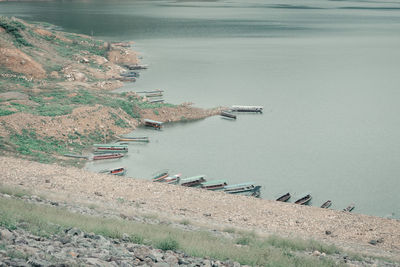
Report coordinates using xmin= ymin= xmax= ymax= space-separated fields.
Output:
xmin=0 ymin=156 xmax=399 ymax=261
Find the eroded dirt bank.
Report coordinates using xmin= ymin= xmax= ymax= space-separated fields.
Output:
xmin=1 ymin=156 xmax=399 ymax=261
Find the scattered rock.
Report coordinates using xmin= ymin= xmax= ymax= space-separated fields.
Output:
xmin=0 ymin=229 xmax=15 ymax=241
xmin=312 ymin=250 xmax=321 ymax=256
xmin=94 ymin=191 xmax=103 ymax=196
xmin=369 ymin=240 xmax=378 ymax=245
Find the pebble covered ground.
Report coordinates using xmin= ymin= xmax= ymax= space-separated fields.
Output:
xmin=0 ymin=156 xmax=399 ymax=263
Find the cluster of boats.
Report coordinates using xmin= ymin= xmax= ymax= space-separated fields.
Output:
xmin=276 ymin=192 xmax=355 ymax=212
xmin=220 ymin=105 xmax=264 ymax=120
xmin=151 ymin=171 xmax=262 ymax=197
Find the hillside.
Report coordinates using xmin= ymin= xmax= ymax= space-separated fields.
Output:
xmin=0 ymin=16 xmax=220 ymax=166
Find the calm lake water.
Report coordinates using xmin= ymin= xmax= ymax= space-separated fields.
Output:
xmin=2 ymin=0 xmax=400 ymax=218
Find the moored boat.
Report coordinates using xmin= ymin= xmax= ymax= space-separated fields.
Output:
xmin=144 ymin=119 xmax=163 ymax=129
xmin=276 ymin=192 xmax=291 ymax=202
xmin=343 ymin=204 xmax=355 ymax=212
xmin=93 ymin=144 xmax=128 ymax=153
xmin=146 ymin=92 xmax=163 ymax=97
xmin=125 ymin=64 xmax=148 ymax=70
xmin=117 ymin=136 xmax=149 ymax=142
xmin=180 ymin=175 xmax=206 ymax=187
xmin=201 ymin=180 xmax=228 ymax=191
xmin=321 ymin=200 xmax=332 ymax=209
xmin=220 ymin=111 xmax=237 ymax=119
xmin=99 ymin=167 xmax=126 ymax=176
xmin=162 ymin=173 xmax=181 ymax=185
xmin=294 ymin=194 xmax=312 ymax=205
xmin=231 ymin=105 xmax=263 ymax=113
xmin=92 ymin=153 xmax=124 ymax=160
xmin=224 ymin=183 xmax=261 ymax=197
xmin=152 ymin=170 xmax=169 ymax=182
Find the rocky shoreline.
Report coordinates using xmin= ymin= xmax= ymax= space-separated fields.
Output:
xmin=1 ymin=192 xmax=399 ymax=267
xmin=0 ymin=156 xmax=399 ymax=266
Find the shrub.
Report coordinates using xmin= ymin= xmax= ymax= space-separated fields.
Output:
xmin=157 ymin=236 xmax=179 ymax=251
xmin=0 ymin=108 xmax=15 ymax=116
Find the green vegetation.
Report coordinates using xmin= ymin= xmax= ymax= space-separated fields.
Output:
xmin=0 ymin=17 xmax=31 ymax=46
xmin=0 ymin=108 xmax=15 ymax=116
xmin=9 ymin=129 xmax=67 ymax=163
xmin=0 ymin=195 xmax=348 ymax=266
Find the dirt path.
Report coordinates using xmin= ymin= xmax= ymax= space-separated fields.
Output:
xmin=0 ymin=156 xmax=399 ymax=261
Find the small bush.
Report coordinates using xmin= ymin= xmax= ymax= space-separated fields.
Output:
xmin=157 ymin=236 xmax=179 ymax=251
xmin=223 ymin=227 xmax=236 ymax=233
xmin=180 ymin=219 xmax=190 ymax=225
xmin=129 ymin=234 xmax=144 ymax=244
xmin=236 ymin=236 xmax=252 ymax=246
xmin=0 ymin=108 xmax=15 ymax=116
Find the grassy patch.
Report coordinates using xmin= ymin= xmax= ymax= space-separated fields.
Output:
xmin=157 ymin=236 xmax=180 ymax=251
xmin=0 ymin=195 xmax=350 ymax=266
xmin=0 ymin=108 xmax=15 ymax=116
xmin=0 ymin=17 xmax=32 ymax=47
xmin=9 ymin=129 xmax=67 ymax=163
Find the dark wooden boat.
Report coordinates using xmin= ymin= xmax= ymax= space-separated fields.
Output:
xmin=92 ymin=153 xmax=124 ymax=160
xmin=125 ymin=64 xmax=148 ymax=70
xmin=276 ymin=192 xmax=291 ymax=202
xmin=201 ymin=180 xmax=228 ymax=191
xmin=321 ymin=200 xmax=332 ymax=209
xmin=180 ymin=175 xmax=206 ymax=187
xmin=120 ymin=71 xmax=139 ymax=77
xmin=343 ymin=204 xmax=355 ymax=212
xmin=294 ymin=194 xmax=312 ymax=205
xmin=99 ymin=167 xmax=126 ymax=176
xmin=144 ymin=119 xmax=163 ymax=129
xmin=231 ymin=105 xmax=263 ymax=113
xmin=220 ymin=111 xmax=237 ymax=119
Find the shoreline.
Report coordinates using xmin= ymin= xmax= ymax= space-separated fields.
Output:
xmin=1 ymin=156 xmax=399 ymax=262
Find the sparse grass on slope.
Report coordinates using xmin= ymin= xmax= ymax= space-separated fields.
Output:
xmin=0 ymin=194 xmax=344 ymax=267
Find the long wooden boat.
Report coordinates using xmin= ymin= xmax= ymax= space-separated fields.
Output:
xmin=152 ymin=170 xmax=169 ymax=182
xmin=146 ymin=92 xmax=163 ymax=98
xmin=231 ymin=105 xmax=263 ymax=113
xmin=162 ymin=173 xmax=181 ymax=185
xmin=180 ymin=175 xmax=206 ymax=187
xmin=117 ymin=136 xmax=149 ymax=143
xmin=63 ymin=154 xmax=89 ymax=159
xmin=343 ymin=204 xmax=355 ymax=212
xmin=93 ymin=144 xmax=128 ymax=153
xmin=321 ymin=200 xmax=332 ymax=209
xmin=220 ymin=111 xmax=237 ymax=119
xmin=144 ymin=119 xmax=163 ymax=129
xmin=294 ymin=194 xmax=312 ymax=205
xmin=149 ymin=99 xmax=164 ymax=103
xmin=224 ymin=183 xmax=261 ymax=197
xmin=276 ymin=192 xmax=291 ymax=202
xmin=120 ymin=71 xmax=139 ymax=77
xmin=99 ymin=167 xmax=126 ymax=176
xmin=125 ymin=64 xmax=148 ymax=70
xmin=201 ymin=180 xmax=228 ymax=191
xmin=92 ymin=153 xmax=124 ymax=160
xmin=223 ymin=182 xmax=255 ymax=193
